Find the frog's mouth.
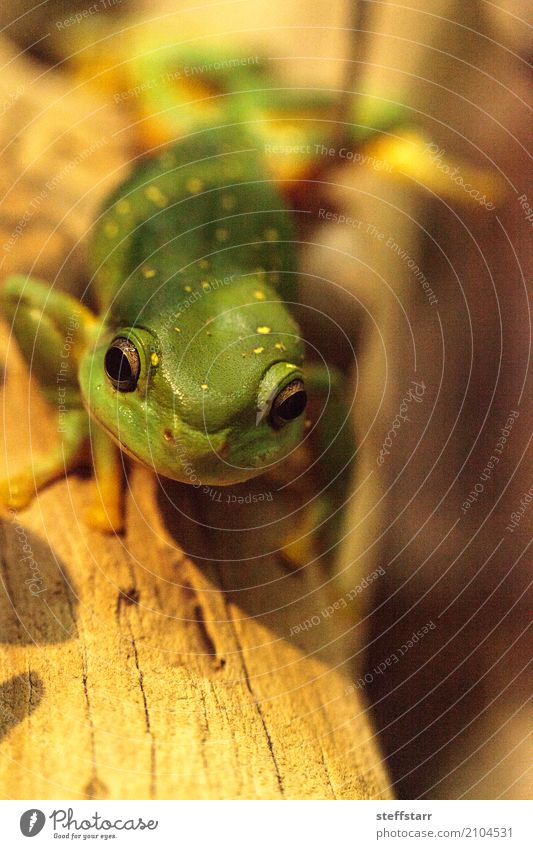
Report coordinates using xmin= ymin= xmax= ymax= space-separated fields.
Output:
xmin=83 ymin=403 xmax=155 ymax=470
xmin=83 ymin=401 xmax=235 ymax=483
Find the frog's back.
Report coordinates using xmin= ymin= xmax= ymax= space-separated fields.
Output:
xmin=89 ymin=126 xmax=297 ymax=324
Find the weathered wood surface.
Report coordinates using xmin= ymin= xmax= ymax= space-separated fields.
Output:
xmin=0 ymin=32 xmax=391 ymax=800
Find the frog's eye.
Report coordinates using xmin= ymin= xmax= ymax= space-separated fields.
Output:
xmin=269 ymin=379 xmax=307 ymax=429
xmin=105 ymin=337 xmax=141 ymax=391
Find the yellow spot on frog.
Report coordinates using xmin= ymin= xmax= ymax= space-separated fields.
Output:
xmin=150 ymin=353 xmax=159 ymax=367
xmin=142 ymin=267 xmax=156 ymax=278
xmin=215 ymin=228 xmax=230 ymax=242
xmin=286 ymin=363 xmax=297 ymax=369
xmin=201 ymin=280 xmax=210 ymax=290
xmin=201 ymin=383 xmax=209 ymax=390
xmin=186 ymin=177 xmax=204 ymax=194
xmin=104 ymin=221 xmax=118 ymax=237
xmin=256 ymin=326 xmax=271 ymax=334
xmin=275 ymin=342 xmax=286 ymax=351
xmin=184 ymin=285 xmax=192 ymax=293
xmin=221 ymin=194 xmax=236 ymax=210
xmin=264 ymin=228 xmax=279 ymax=241
xmin=145 ymin=185 xmax=168 ymax=208
xmin=254 ymin=290 xmax=265 ymax=300
xmin=174 ymin=327 xmax=181 ymax=333
xmin=253 ymin=346 xmax=265 ymax=354
xmin=116 ymin=199 xmax=130 ymax=215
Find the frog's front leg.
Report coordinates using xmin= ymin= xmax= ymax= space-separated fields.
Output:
xmin=84 ymin=426 xmax=124 ymax=534
xmin=0 ymin=276 xmax=97 ymax=515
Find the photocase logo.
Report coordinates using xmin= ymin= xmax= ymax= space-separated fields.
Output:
xmin=20 ymin=809 xmax=46 ymax=837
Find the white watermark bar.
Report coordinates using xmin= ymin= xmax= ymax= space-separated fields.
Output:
xmin=2 ymin=800 xmax=529 ymax=846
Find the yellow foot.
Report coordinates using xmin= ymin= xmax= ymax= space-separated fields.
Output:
xmin=83 ymin=500 xmax=124 ymax=535
xmin=0 ymin=474 xmax=36 ymax=512
xmin=280 ymin=508 xmax=324 ymax=569
xmin=281 ymin=533 xmax=318 ymax=569
xmin=280 ymin=499 xmax=331 ymax=568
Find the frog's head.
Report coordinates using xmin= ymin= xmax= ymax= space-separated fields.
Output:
xmin=78 ymin=280 xmax=308 ymax=486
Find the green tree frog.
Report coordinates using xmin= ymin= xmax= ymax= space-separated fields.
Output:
xmin=0 ymin=121 xmax=316 ymax=531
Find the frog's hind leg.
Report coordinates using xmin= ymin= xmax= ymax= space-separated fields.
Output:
xmin=0 ymin=275 xmax=95 ymax=513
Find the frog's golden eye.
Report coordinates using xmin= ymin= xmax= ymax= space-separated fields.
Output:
xmin=269 ymin=379 xmax=307 ymax=429
xmin=105 ymin=337 xmax=141 ymax=392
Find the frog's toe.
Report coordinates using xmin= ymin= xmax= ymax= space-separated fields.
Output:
xmin=0 ymin=474 xmax=36 ymax=512
xmin=279 ymin=499 xmax=330 ymax=568
xmin=83 ymin=501 xmax=124 ymax=535
xmin=280 ymin=532 xmax=318 ymax=569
